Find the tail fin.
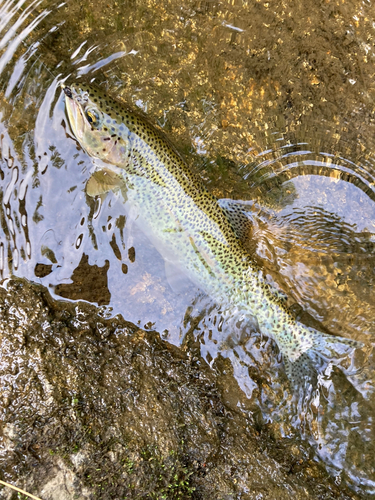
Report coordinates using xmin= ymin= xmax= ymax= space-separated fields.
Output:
xmin=284 ymin=327 xmax=367 ymax=389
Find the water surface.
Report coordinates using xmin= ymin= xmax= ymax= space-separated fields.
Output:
xmin=1 ymin=0 xmax=375 ymax=495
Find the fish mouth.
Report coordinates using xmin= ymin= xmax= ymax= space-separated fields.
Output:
xmin=63 ymin=85 xmax=73 ymax=99
xmin=62 ymin=84 xmax=85 ymax=139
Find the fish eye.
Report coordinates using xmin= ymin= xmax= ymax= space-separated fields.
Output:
xmin=85 ymin=108 xmax=101 ymax=128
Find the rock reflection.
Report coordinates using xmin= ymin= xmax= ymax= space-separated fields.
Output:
xmin=54 ymin=253 xmax=111 ymax=305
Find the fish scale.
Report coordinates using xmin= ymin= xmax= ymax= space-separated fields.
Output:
xmin=62 ymin=82 xmax=364 ymax=386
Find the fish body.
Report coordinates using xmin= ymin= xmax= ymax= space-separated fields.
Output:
xmin=62 ymin=83 xmax=362 ymax=383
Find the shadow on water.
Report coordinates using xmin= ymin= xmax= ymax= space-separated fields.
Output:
xmin=1 ymin=0 xmax=375 ymax=495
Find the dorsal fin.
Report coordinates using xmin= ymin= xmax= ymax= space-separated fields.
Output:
xmin=217 ymin=198 xmax=255 ymax=242
xmin=218 ymin=198 xmax=288 ymax=305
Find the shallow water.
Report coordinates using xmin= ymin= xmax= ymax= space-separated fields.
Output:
xmin=1 ymin=0 xmax=375 ymax=495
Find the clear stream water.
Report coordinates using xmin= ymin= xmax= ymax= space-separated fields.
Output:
xmin=1 ymin=0 xmax=375 ymax=495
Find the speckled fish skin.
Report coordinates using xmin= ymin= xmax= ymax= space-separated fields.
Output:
xmin=62 ymin=82 xmax=362 ymax=383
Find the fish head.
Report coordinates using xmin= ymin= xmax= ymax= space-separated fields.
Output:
xmin=62 ymin=83 xmax=130 ymax=167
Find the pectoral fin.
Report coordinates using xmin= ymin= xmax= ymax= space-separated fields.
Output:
xmin=86 ymin=169 xmax=126 ymax=197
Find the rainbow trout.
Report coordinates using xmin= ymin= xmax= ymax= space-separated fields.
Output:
xmin=62 ymin=83 xmax=363 ymax=384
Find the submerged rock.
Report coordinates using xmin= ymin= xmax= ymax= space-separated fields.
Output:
xmin=0 ymin=279 xmax=357 ymax=499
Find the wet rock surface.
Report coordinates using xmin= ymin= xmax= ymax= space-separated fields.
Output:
xmin=0 ymin=279 xmax=358 ymax=499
